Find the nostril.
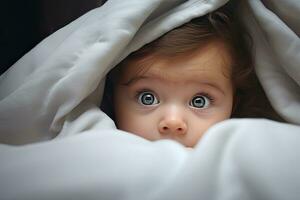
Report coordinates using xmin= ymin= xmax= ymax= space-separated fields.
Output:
xmin=159 ymin=121 xmax=187 ymax=135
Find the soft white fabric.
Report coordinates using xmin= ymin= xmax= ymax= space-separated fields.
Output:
xmin=0 ymin=0 xmax=300 ymax=199
xmin=242 ymin=0 xmax=300 ymax=124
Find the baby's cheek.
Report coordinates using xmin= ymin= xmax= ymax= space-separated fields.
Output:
xmin=189 ymin=125 xmax=207 ymax=144
xmin=187 ymin=118 xmax=222 ymax=146
xmin=133 ymin=119 xmax=159 ymax=140
xmin=130 ymin=129 xmax=158 ymax=141
xmin=118 ymin=114 xmax=159 ymax=140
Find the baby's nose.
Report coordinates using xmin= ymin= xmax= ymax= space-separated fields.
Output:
xmin=158 ymin=118 xmax=187 ymax=135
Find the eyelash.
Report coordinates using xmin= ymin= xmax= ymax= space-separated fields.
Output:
xmin=134 ymin=90 xmax=215 ymax=105
xmin=196 ymin=92 xmax=215 ymax=104
xmin=134 ymin=89 xmax=156 ymax=99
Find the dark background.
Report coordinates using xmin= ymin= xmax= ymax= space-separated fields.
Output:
xmin=0 ymin=0 xmax=106 ymax=75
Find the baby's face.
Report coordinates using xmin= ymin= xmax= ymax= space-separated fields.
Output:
xmin=113 ymin=40 xmax=233 ymax=147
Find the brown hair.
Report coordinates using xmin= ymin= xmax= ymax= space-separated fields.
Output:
xmin=102 ymin=1 xmax=284 ymax=122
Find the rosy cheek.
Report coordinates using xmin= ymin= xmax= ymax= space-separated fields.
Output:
xmin=128 ymin=126 xmax=158 ymax=141
xmin=117 ymin=114 xmax=158 ymax=140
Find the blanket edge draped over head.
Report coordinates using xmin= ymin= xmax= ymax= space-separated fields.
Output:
xmin=0 ymin=0 xmax=300 ymax=199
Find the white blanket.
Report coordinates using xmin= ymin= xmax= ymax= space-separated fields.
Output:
xmin=0 ymin=0 xmax=300 ymax=199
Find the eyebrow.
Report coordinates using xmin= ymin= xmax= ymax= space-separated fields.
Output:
xmin=122 ymin=75 xmax=226 ymax=95
xmin=122 ymin=76 xmax=150 ymax=86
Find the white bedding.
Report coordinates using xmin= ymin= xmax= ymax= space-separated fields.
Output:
xmin=0 ymin=0 xmax=300 ymax=199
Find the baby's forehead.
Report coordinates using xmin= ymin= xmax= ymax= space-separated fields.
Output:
xmin=119 ymin=41 xmax=233 ymax=84
xmin=122 ymin=66 xmax=226 ymax=88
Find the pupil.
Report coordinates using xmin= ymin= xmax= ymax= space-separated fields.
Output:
xmin=193 ymin=97 xmax=205 ymax=107
xmin=143 ymin=94 xmax=154 ymax=105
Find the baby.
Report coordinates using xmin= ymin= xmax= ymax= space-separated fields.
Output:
xmin=101 ymin=2 xmax=283 ymax=147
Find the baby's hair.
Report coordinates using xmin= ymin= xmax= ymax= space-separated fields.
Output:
xmin=102 ymin=1 xmax=284 ymax=122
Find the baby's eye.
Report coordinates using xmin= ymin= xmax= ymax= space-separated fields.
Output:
xmin=138 ymin=91 xmax=159 ymax=106
xmin=189 ymin=95 xmax=211 ymax=109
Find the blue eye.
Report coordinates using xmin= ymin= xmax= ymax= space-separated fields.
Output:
xmin=138 ymin=91 xmax=159 ymax=105
xmin=190 ymin=95 xmax=210 ymax=109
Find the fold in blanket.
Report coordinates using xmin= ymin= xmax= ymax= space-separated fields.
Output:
xmin=0 ymin=0 xmax=300 ymax=199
